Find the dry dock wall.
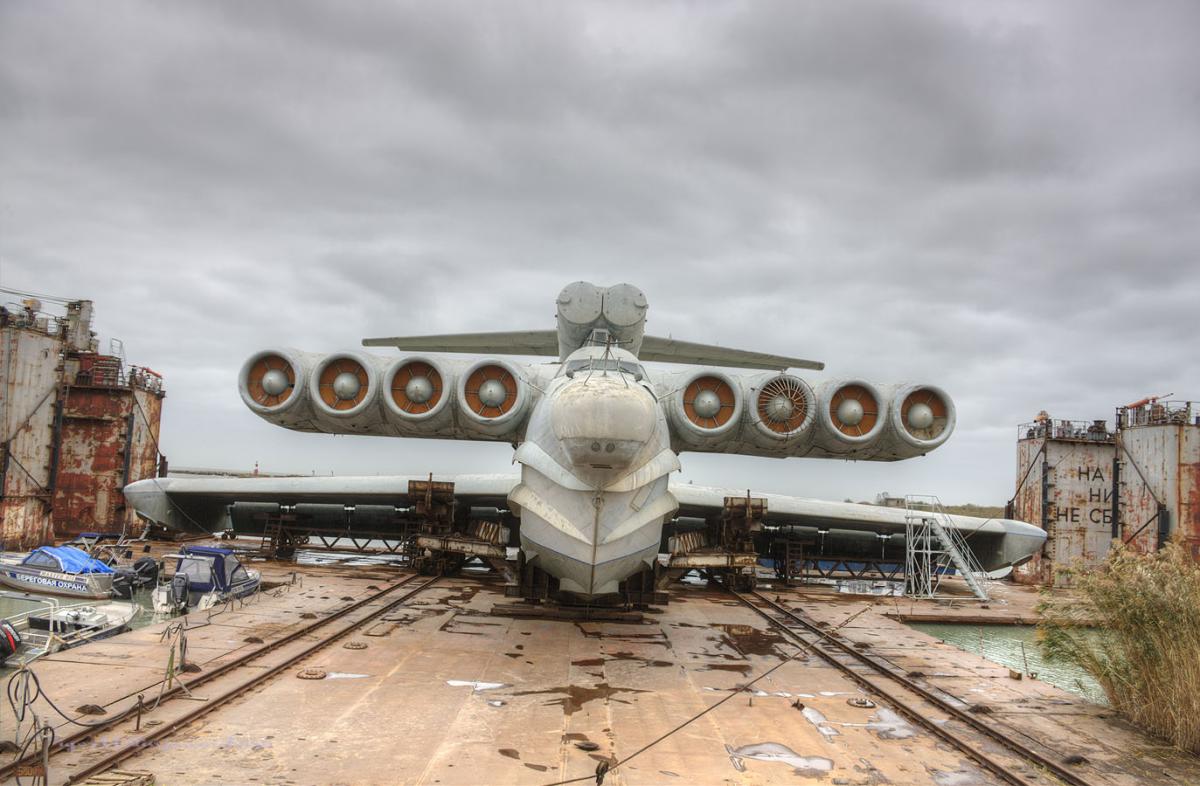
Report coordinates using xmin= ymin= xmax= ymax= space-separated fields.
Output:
xmin=1117 ymin=401 xmax=1200 ymax=559
xmin=1012 ymin=404 xmax=1200 ymax=585
xmin=0 ymin=314 xmax=64 ymax=545
xmin=1011 ymin=419 xmax=1116 ymax=586
xmin=0 ymin=298 xmax=165 ymax=547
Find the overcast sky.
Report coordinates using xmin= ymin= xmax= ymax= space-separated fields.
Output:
xmin=2 ymin=1 xmax=1197 ymax=504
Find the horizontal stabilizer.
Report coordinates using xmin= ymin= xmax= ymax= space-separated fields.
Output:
xmin=363 ymin=330 xmax=559 ymax=356
xmin=363 ymin=330 xmax=823 ymax=371
xmin=639 ymin=336 xmax=824 ymax=371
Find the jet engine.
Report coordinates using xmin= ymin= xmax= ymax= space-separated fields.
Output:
xmin=669 ymin=371 xmax=743 ymax=448
xmin=309 ymin=352 xmax=382 ymax=432
xmin=889 ymin=384 xmax=955 ymax=451
xmin=238 ymin=348 xmax=320 ymax=431
xmin=817 ymin=380 xmax=887 ymax=452
xmin=749 ymin=373 xmax=816 ymax=445
xmin=383 ymin=356 xmax=454 ymax=435
xmin=457 ymin=359 xmax=530 ymax=436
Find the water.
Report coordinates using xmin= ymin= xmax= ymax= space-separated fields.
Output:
xmin=0 ymin=587 xmax=167 ymax=675
xmin=0 ymin=588 xmax=161 ymax=631
xmin=907 ymin=622 xmax=1107 ymax=705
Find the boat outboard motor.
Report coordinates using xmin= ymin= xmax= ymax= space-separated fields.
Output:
xmin=131 ymin=556 xmax=159 ymax=586
xmin=170 ymin=572 xmax=190 ymax=611
xmin=112 ymin=572 xmax=133 ymax=599
xmin=0 ymin=620 xmax=22 ymax=665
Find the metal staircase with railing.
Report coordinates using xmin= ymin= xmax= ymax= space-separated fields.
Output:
xmin=904 ymin=494 xmax=990 ymax=601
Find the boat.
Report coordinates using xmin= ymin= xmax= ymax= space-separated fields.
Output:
xmin=0 ymin=546 xmax=116 ymax=599
xmin=0 ymin=591 xmax=139 ymax=666
xmin=152 ymin=546 xmax=261 ymax=614
xmin=64 ymin=533 xmax=160 ymax=598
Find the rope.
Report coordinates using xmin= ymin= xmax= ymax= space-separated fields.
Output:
xmin=13 ymin=721 xmax=54 ymax=786
xmin=0 ymin=287 xmax=78 ymax=305
xmin=0 ymin=611 xmax=226 ymax=779
xmin=6 ymin=669 xmax=128 ymax=732
xmin=540 ymin=646 xmax=810 ymax=786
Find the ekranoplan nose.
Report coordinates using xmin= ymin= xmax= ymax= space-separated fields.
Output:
xmin=550 ymin=377 xmax=657 ymax=470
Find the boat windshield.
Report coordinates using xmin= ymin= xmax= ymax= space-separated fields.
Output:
xmin=224 ymin=558 xmax=245 ymax=586
xmin=564 ymin=358 xmax=644 ymax=379
xmin=177 ymin=558 xmax=213 ymax=584
xmin=24 ymin=552 xmax=60 ymax=570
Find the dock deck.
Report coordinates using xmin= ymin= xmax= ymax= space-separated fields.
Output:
xmin=1 ymin=554 xmax=1196 ymax=786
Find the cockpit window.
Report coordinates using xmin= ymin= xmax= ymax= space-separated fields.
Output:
xmin=564 ymin=358 xmax=644 ymax=380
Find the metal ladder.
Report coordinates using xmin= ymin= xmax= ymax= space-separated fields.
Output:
xmin=904 ymin=494 xmax=990 ymax=601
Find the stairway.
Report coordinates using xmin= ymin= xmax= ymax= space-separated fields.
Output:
xmin=905 ymin=494 xmax=989 ymax=601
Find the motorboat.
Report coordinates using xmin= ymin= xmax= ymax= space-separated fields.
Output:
xmin=0 ymin=591 xmax=139 ymax=666
xmin=0 ymin=546 xmax=116 ymax=599
xmin=152 ymin=546 xmax=261 ymax=614
xmin=64 ymin=533 xmax=160 ymax=598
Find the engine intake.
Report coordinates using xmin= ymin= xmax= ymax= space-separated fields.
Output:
xmin=820 ymin=380 xmax=885 ymax=444
xmin=754 ymin=375 xmax=815 ymax=438
xmin=892 ymin=384 xmax=955 ymax=449
xmin=310 ymin=353 xmax=377 ymax=418
xmin=670 ymin=371 xmax=742 ymax=448
xmin=458 ymin=359 xmax=528 ymax=431
xmin=386 ymin=358 xmax=448 ymax=420
xmin=683 ymin=375 xmax=738 ymax=431
xmin=239 ymin=349 xmax=310 ymax=416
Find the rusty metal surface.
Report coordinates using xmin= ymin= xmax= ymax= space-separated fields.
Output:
xmin=1 ymin=317 xmax=64 ymax=547
xmin=51 ymin=385 xmax=163 ymax=538
xmin=1012 ymin=427 xmax=1117 ymax=586
xmin=1118 ymin=402 xmax=1200 ymax=559
xmin=1 ymin=300 xmax=164 ymax=547
xmin=667 ymin=551 xmax=759 ymax=568
xmin=1015 ymin=405 xmax=1200 ymax=583
xmin=414 ymin=534 xmax=506 ymax=558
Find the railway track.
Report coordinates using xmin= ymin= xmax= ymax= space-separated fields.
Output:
xmin=0 ymin=572 xmax=440 ymax=785
xmin=728 ymin=588 xmax=1102 ymax=786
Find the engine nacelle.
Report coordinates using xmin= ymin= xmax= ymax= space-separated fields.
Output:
xmin=238 ymin=348 xmax=321 ymax=431
xmin=382 ymin=356 xmax=455 ymax=435
xmin=744 ymin=372 xmax=817 ymax=450
xmin=888 ymin=383 xmax=955 ymax=452
xmin=457 ymin=358 xmax=531 ymax=437
xmin=815 ymin=379 xmax=887 ymax=454
xmin=308 ymin=352 xmax=384 ymax=433
xmin=668 ymin=370 xmax=743 ymax=449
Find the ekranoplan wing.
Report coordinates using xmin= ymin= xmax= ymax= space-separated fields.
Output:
xmin=124 ymin=474 xmax=1044 ymax=572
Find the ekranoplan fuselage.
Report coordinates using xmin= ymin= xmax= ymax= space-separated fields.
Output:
xmin=238 ymin=282 xmax=957 ymax=598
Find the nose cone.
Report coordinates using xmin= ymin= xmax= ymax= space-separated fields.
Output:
xmin=551 ymin=377 xmax=657 ymax=469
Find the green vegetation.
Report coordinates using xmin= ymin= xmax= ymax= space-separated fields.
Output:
xmin=866 ymin=500 xmax=1006 ymax=518
xmin=941 ymin=503 xmax=1005 ymax=518
xmin=1038 ymin=542 xmax=1200 ymax=753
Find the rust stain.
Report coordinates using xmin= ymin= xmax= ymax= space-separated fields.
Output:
xmin=511 ymin=682 xmax=649 ymax=716
xmin=3 ymin=305 xmax=164 ymax=547
xmin=51 ymin=385 xmax=163 ymax=538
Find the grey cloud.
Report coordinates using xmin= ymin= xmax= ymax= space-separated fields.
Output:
xmin=1 ymin=0 xmax=1197 ymax=503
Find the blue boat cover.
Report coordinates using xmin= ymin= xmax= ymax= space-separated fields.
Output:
xmin=28 ymin=546 xmax=115 ymax=574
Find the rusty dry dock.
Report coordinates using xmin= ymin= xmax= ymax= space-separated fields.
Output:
xmin=1 ymin=555 xmax=1197 ymax=786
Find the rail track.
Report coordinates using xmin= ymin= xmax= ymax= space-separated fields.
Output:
xmin=728 ymin=588 xmax=1101 ymax=786
xmin=0 ymin=572 xmax=440 ymax=785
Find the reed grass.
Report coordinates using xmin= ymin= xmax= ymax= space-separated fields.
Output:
xmin=1038 ymin=541 xmax=1200 ymax=753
